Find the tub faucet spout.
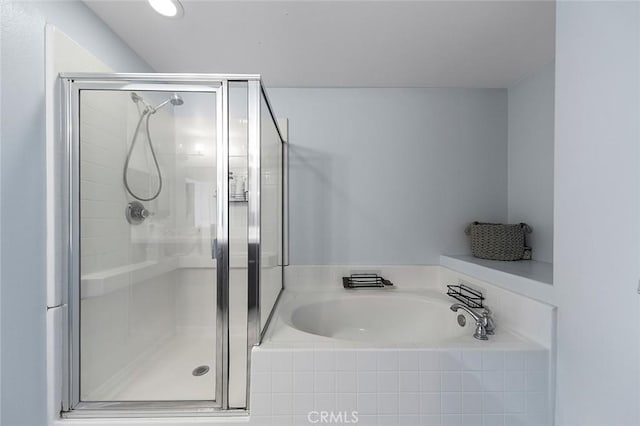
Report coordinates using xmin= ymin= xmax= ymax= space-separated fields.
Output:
xmin=450 ymin=303 xmax=489 ymax=341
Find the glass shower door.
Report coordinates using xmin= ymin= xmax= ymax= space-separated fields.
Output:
xmin=62 ymin=74 xmax=287 ymax=417
xmin=69 ymin=80 xmax=226 ymax=408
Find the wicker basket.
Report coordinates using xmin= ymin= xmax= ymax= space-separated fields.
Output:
xmin=464 ymin=222 xmax=532 ymax=261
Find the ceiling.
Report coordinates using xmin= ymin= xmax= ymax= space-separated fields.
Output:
xmin=85 ymin=0 xmax=555 ymax=88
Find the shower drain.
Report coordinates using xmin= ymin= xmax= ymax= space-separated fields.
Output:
xmin=192 ymin=365 xmax=210 ymax=376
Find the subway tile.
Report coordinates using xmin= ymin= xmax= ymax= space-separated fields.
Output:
xmin=272 ymin=372 xmax=293 ymax=393
xmin=251 ymin=393 xmax=272 ymax=416
xmin=505 ymin=371 xmax=526 ymax=392
xmin=252 ymin=372 xmax=271 ymax=393
xmin=420 ymin=371 xmax=441 ymax=392
xmin=336 ymin=372 xmax=357 ymax=393
xmin=421 ymin=415 xmax=442 ymax=426
xmin=462 ymin=371 xmax=483 ymax=392
xmin=271 ymin=351 xmax=293 ymax=372
xmin=357 ymin=351 xmax=378 ymax=371
xmin=293 ymin=351 xmax=314 ymax=372
xmin=378 ymin=415 xmax=399 ymax=426
xmin=377 ymin=371 xmax=399 ymax=393
xmin=314 ymin=393 xmax=336 ymax=411
xmin=271 ymin=415 xmax=293 ymax=426
xmin=399 ymin=351 xmax=420 ymax=371
xmin=292 ymin=393 xmax=313 ymax=415
xmin=441 ymin=393 xmax=462 ymax=414
xmin=378 ymin=393 xmax=399 ymax=415
xmin=272 ymin=393 xmax=293 ymax=415
xmin=442 ymin=414 xmax=462 ymax=426
xmin=314 ymin=372 xmax=336 ymax=393
xmin=504 ymin=352 xmax=526 ymax=371
xmin=378 ymin=351 xmax=399 ymax=371
xmin=504 ymin=392 xmax=525 ymax=414
xmin=293 ymin=372 xmax=314 ymax=393
xmin=420 ymin=393 xmax=441 ymax=415
xmin=249 ymin=415 xmax=272 ymax=426
xmin=462 ymin=414 xmax=483 ymax=426
xmin=399 ymin=371 xmax=421 ymax=392
xmin=357 ymin=372 xmax=377 ymax=393
xmin=252 ymin=352 xmax=271 ymax=373
xmin=357 ymin=393 xmax=377 ymax=415
xmin=482 ymin=414 xmax=505 ymax=426
xmin=482 ymin=352 xmax=504 ymax=371
xmin=461 ymin=351 xmax=483 ymax=371
xmin=482 ymin=371 xmax=504 ymax=392
xmin=357 ymin=415 xmax=378 ymax=426
xmin=462 ymin=393 xmax=483 ymax=414
xmin=399 ymin=415 xmax=421 ymax=426
xmin=335 ymin=351 xmax=357 ymax=371
xmin=335 ymin=393 xmax=357 ymax=412
xmin=314 ymin=350 xmax=336 ymax=371
xmin=442 ymin=371 xmax=462 ymax=392
xmin=482 ymin=393 xmax=504 ymax=414
xmin=441 ymin=351 xmax=463 ymax=371
xmin=419 ymin=351 xmax=440 ymax=371
xmin=504 ymin=414 xmax=528 ymax=426
xmin=399 ymin=393 xmax=420 ymax=415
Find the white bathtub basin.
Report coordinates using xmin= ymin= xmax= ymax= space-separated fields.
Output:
xmin=281 ymin=292 xmax=471 ymax=345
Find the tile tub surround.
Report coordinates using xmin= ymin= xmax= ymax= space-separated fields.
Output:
xmin=249 ymin=348 xmax=550 ymax=426
xmin=246 ymin=265 xmax=557 ymax=425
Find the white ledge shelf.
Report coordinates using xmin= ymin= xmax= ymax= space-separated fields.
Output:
xmin=440 ymin=254 xmax=555 ymax=305
xmin=81 ymin=253 xmax=280 ymax=299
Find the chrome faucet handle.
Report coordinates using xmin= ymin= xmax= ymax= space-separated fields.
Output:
xmin=126 ymin=201 xmax=153 ymax=225
xmin=481 ymin=308 xmax=495 ymax=335
xmin=450 ymin=303 xmax=489 ymax=340
xmin=473 ymin=320 xmax=489 ymax=341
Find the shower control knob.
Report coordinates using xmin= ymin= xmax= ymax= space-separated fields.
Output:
xmin=126 ymin=201 xmax=152 ymax=225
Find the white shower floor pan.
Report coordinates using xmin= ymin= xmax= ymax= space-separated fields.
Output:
xmin=86 ymin=334 xmax=217 ymax=401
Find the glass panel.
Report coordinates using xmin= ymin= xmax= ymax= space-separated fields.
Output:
xmin=228 ymin=82 xmax=249 ymax=408
xmin=260 ymin=93 xmax=284 ymax=332
xmin=78 ymin=89 xmax=218 ymax=401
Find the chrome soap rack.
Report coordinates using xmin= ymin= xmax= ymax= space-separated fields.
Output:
xmin=446 ymin=283 xmax=484 ymax=309
xmin=343 ymin=274 xmax=394 ymax=289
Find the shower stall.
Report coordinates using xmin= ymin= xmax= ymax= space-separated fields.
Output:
xmin=59 ymin=74 xmax=287 ymax=416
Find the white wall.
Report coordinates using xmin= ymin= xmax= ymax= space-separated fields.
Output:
xmin=554 ymin=1 xmax=639 ymax=425
xmin=268 ymin=88 xmax=508 ymax=265
xmin=0 ymin=1 xmax=151 ymax=424
xmin=508 ymin=62 xmax=555 ymax=264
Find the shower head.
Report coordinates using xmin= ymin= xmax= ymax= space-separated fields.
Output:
xmin=169 ymin=93 xmax=184 ymax=106
xmin=153 ymin=93 xmax=184 ymax=112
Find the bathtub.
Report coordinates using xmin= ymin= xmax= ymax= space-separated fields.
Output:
xmin=263 ymin=289 xmax=542 ymax=350
xmin=251 ymin=287 xmax=552 ymax=426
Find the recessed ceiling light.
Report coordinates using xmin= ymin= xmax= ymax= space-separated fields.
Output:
xmin=148 ymin=0 xmax=184 ymax=18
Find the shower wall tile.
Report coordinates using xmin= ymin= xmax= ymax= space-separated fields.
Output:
xmin=249 ymin=347 xmax=551 ymax=426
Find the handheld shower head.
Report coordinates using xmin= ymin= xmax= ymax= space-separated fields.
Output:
xmin=152 ymin=93 xmax=184 ymax=112
xmin=169 ymin=93 xmax=184 ymax=106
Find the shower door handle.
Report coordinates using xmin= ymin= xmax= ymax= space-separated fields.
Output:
xmin=211 ymin=238 xmax=218 ymax=259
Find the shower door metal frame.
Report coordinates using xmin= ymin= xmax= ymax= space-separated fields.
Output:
xmin=60 ymin=74 xmax=240 ymax=417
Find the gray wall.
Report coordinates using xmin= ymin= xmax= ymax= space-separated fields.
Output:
xmin=0 ymin=1 xmax=151 ymax=424
xmin=507 ymin=62 xmax=555 ymax=263
xmin=554 ymin=1 xmax=639 ymax=424
xmin=269 ymin=88 xmax=508 ymax=265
